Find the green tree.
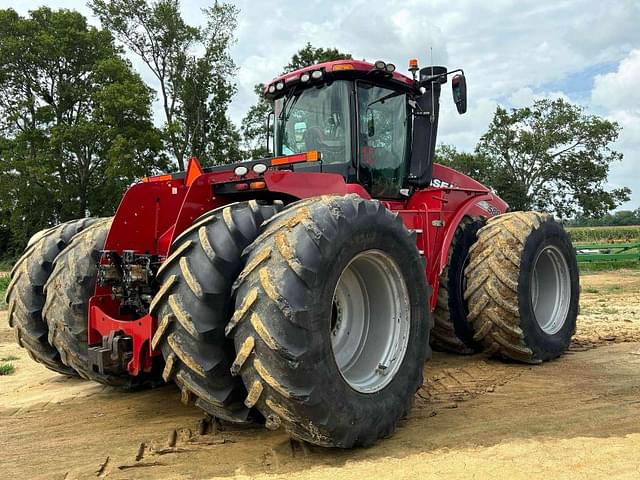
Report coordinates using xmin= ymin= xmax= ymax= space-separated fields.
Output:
xmin=441 ymin=99 xmax=630 ymax=218
xmin=569 ymin=209 xmax=640 ymax=227
xmin=0 ymin=8 xmax=164 ymax=256
xmin=90 ymin=0 xmax=241 ymax=169
xmin=241 ymin=44 xmax=352 ymax=160
xmin=240 ymin=84 xmax=271 ymax=159
xmin=284 ymin=43 xmax=353 ymax=73
xmin=435 ymin=145 xmax=496 ymax=187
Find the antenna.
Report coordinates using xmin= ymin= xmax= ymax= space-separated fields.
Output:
xmin=430 ymin=47 xmax=435 ymax=125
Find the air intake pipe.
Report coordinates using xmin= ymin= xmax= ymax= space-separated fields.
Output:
xmin=407 ymin=65 xmax=447 ymax=188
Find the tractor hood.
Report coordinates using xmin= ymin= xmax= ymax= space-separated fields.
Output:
xmin=141 ymin=151 xmax=324 ymax=188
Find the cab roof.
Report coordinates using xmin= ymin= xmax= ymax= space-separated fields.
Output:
xmin=264 ymin=60 xmax=417 ymax=99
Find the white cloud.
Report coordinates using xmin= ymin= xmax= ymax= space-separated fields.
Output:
xmin=438 ymin=94 xmax=497 ymax=151
xmin=592 ymin=49 xmax=640 ymax=114
xmin=589 ymin=49 xmax=640 ymax=209
xmin=508 ymin=87 xmax=570 ymax=108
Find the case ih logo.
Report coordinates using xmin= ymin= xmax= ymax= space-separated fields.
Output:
xmin=430 ymin=178 xmax=458 ymax=189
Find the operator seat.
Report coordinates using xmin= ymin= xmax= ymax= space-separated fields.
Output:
xmin=304 ymin=126 xmax=324 ymax=151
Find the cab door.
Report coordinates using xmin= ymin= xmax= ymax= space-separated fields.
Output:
xmin=356 ymin=82 xmax=410 ymax=199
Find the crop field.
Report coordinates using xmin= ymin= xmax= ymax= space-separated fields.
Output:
xmin=567 ymin=225 xmax=640 ymax=243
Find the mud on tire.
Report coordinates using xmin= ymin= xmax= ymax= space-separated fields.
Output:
xmin=464 ymin=212 xmax=579 ymax=363
xmin=431 ymin=216 xmax=485 ymax=354
xmin=43 ymin=218 xmax=146 ymax=387
xmin=229 ymin=195 xmax=431 ymax=447
xmin=5 ymin=218 xmax=99 ymax=375
xmin=150 ymin=201 xmax=283 ymax=423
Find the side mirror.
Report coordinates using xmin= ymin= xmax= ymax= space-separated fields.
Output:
xmin=367 ymin=108 xmax=375 ymax=137
xmin=451 ymin=74 xmax=467 ymax=114
xmin=266 ymin=111 xmax=275 ymax=155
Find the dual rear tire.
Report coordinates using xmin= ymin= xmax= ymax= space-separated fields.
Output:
xmin=464 ymin=212 xmax=579 ymax=363
xmin=431 ymin=216 xmax=484 ymax=354
xmin=5 ymin=218 xmax=99 ymax=375
xmin=430 ymin=211 xmax=579 ymax=364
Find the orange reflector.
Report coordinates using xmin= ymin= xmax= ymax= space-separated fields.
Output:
xmin=332 ymin=63 xmax=355 ymax=71
xmin=270 ymin=150 xmax=320 ymax=166
xmin=249 ymin=181 xmax=266 ymax=190
xmin=141 ymin=174 xmax=172 ymax=183
xmin=271 ymin=156 xmax=293 ymax=166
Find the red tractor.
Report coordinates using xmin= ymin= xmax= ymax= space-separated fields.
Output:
xmin=6 ymin=58 xmax=579 ymax=448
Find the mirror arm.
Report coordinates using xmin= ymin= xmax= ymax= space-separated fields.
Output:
xmin=418 ymin=68 xmax=465 ymax=86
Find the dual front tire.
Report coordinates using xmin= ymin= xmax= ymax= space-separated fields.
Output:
xmin=228 ymin=195 xmax=430 ymax=447
xmin=153 ymin=195 xmax=431 ymax=447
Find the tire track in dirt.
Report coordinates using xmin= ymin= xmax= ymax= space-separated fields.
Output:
xmin=415 ymin=358 xmax=524 ymax=409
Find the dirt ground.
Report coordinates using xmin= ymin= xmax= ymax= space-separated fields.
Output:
xmin=1 ymin=270 xmax=640 ymax=480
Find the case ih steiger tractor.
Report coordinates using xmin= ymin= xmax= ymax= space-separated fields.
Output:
xmin=6 ymin=58 xmax=579 ymax=448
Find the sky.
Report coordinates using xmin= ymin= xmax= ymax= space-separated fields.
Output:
xmin=7 ymin=0 xmax=640 ymax=210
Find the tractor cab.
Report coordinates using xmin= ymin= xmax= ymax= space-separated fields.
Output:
xmin=265 ymin=59 xmax=467 ymax=199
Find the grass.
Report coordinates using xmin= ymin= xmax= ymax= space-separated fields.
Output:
xmin=569 ymin=225 xmax=640 ymax=272
xmin=0 ymin=355 xmax=18 ymax=362
xmin=578 ymin=260 xmax=640 ymax=273
xmin=0 ymin=362 xmax=15 ymax=375
xmin=0 ymin=259 xmax=13 ymax=271
xmin=0 ymin=275 xmax=9 ymax=310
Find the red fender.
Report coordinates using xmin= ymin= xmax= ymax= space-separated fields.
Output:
xmin=436 ymin=192 xmax=507 ymax=278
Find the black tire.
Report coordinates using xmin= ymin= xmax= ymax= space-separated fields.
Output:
xmin=464 ymin=212 xmax=579 ymax=363
xmin=229 ymin=195 xmax=431 ymax=447
xmin=5 ymin=218 xmax=99 ymax=375
xmin=431 ymin=217 xmax=485 ymax=354
xmin=43 ymin=218 xmax=147 ymax=387
xmin=151 ymin=201 xmax=283 ymax=423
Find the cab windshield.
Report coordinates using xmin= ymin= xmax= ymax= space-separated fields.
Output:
xmin=274 ymin=81 xmax=351 ymax=165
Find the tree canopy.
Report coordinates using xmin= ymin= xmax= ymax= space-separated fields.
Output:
xmin=89 ymin=0 xmax=241 ymax=168
xmin=241 ymin=43 xmax=352 ymax=160
xmin=568 ymin=209 xmax=640 ymax=227
xmin=0 ymin=7 xmax=164 ymax=256
xmin=438 ymin=99 xmax=630 ymax=217
xmin=284 ymin=43 xmax=353 ymax=73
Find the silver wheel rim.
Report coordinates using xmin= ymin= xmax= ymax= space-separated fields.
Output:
xmin=531 ymin=245 xmax=571 ymax=335
xmin=330 ymin=250 xmax=411 ymax=393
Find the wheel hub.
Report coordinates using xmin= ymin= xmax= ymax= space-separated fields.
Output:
xmin=330 ymin=250 xmax=411 ymax=393
xmin=531 ymin=245 xmax=571 ymax=335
